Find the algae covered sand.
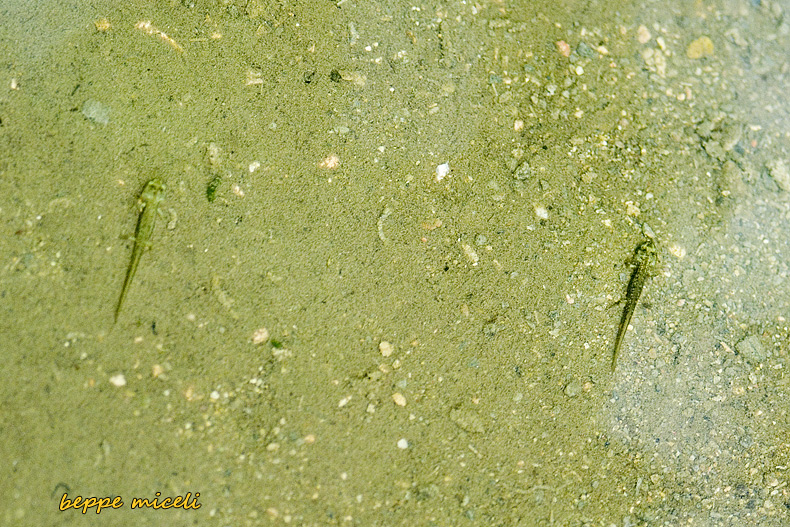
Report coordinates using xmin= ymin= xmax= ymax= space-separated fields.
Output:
xmin=1 ymin=0 xmax=789 ymax=525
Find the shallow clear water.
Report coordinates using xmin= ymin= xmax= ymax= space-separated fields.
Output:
xmin=1 ymin=1 xmax=789 ymax=525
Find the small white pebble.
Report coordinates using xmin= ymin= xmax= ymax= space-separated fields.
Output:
xmin=338 ymin=395 xmax=352 ymax=407
xmin=248 ymin=161 xmax=261 ymax=173
xmin=535 ymin=206 xmax=549 ymax=220
xmin=462 ymin=244 xmax=479 ymax=266
xmin=392 ymin=392 xmax=407 ymax=406
xmin=379 ymin=340 xmax=394 ymax=357
xmin=397 ymin=438 xmax=409 ymax=449
xmin=210 ymin=390 xmax=221 ymax=400
xmin=637 ymin=25 xmax=651 ymax=44
xmin=669 ymin=243 xmax=687 ymax=259
xmin=109 ymin=374 xmax=126 ymax=387
xmin=318 ymin=154 xmax=340 ymax=170
xmin=435 ymin=162 xmax=450 ymax=181
xmin=252 ymin=327 xmax=270 ymax=344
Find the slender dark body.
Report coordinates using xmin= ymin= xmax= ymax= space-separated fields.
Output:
xmin=611 ymin=239 xmax=656 ymax=371
xmin=114 ymin=178 xmax=166 ymax=322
